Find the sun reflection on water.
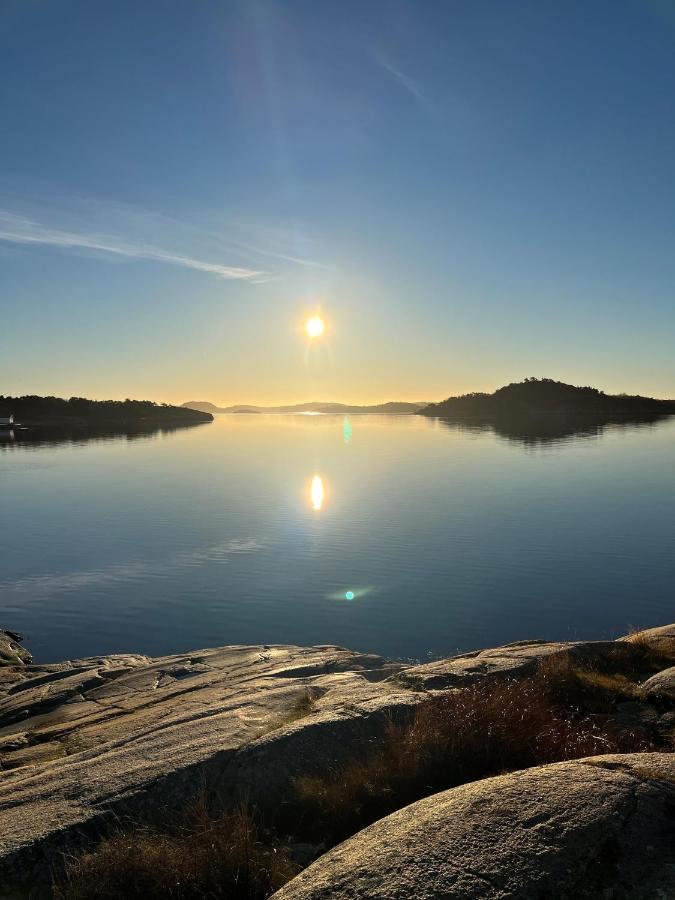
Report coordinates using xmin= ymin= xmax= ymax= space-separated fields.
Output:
xmin=310 ymin=474 xmax=325 ymax=511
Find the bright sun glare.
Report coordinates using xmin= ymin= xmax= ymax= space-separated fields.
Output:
xmin=305 ymin=315 xmax=325 ymax=338
xmin=310 ymin=475 xmax=324 ymax=511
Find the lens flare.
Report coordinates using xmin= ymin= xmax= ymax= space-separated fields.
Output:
xmin=305 ymin=315 xmax=325 ymax=338
xmin=325 ymin=586 xmax=376 ymax=602
xmin=310 ymin=474 xmax=324 ymax=511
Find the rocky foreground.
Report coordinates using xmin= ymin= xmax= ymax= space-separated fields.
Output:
xmin=1 ymin=626 xmax=674 ymax=898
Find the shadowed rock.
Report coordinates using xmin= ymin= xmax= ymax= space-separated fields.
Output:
xmin=272 ymin=753 xmax=675 ymax=900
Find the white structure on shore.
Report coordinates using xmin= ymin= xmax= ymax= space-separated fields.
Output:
xmin=0 ymin=415 xmax=14 ymax=426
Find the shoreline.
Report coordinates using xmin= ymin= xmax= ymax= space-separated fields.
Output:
xmin=1 ymin=624 xmax=673 ymax=897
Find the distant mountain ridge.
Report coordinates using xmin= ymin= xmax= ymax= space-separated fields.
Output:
xmin=182 ymin=400 xmax=426 ymax=415
xmin=418 ymin=378 xmax=675 ymax=419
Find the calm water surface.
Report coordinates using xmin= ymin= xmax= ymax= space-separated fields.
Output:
xmin=2 ymin=414 xmax=674 ymax=662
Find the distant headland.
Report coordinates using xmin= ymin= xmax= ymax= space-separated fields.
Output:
xmin=418 ymin=378 xmax=675 ymax=421
xmin=182 ymin=400 xmax=426 ymax=415
xmin=0 ymin=395 xmax=213 ymax=435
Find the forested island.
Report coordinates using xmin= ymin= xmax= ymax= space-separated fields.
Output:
xmin=0 ymin=396 xmax=213 ymax=433
xmin=419 ymin=378 xmax=675 ymax=420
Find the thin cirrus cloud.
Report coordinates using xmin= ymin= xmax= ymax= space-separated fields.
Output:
xmin=373 ymin=52 xmax=435 ymax=116
xmin=0 ymin=210 xmax=270 ymax=281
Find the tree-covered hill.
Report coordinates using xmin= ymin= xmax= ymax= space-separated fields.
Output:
xmin=419 ymin=378 xmax=675 ymax=419
xmin=0 ymin=396 xmax=213 ymax=429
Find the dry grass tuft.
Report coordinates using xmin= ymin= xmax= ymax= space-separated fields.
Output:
xmin=295 ymin=664 xmax=655 ymax=841
xmin=536 ymin=652 xmax=643 ymax=709
xmin=54 ymin=803 xmax=300 ymax=900
xmin=623 ymin=628 xmax=675 ymax=666
xmin=262 ymin=689 xmax=318 ymax=736
xmin=625 ymin=627 xmax=654 ymax=649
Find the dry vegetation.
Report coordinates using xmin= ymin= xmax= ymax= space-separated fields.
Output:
xmin=264 ymin=688 xmax=318 ymax=734
xmin=54 ymin=803 xmax=299 ymax=900
xmin=56 ymin=644 xmax=673 ymax=899
xmin=624 ymin=628 xmax=675 ymax=664
xmin=293 ymin=655 xmax=656 ymax=841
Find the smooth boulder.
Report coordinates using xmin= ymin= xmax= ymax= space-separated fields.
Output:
xmin=272 ymin=753 xmax=675 ymax=900
xmin=641 ymin=666 xmax=675 ymax=701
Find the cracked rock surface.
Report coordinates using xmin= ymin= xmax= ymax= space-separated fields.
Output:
xmin=273 ymin=753 xmax=675 ymax=900
xmin=0 ymin=642 xmax=413 ymax=893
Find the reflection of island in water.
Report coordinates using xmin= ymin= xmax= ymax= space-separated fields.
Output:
xmin=433 ymin=411 xmax=671 ymax=447
xmin=420 ymin=378 xmax=675 ymax=447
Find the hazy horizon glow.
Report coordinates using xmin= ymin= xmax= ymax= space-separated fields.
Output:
xmin=2 ymin=1 xmax=675 ymax=403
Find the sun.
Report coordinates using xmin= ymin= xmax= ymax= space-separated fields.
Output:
xmin=305 ymin=315 xmax=325 ymax=338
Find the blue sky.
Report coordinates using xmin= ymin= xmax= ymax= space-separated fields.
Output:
xmin=1 ymin=0 xmax=674 ymax=403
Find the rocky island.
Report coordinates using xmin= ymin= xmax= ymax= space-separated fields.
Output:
xmin=1 ymin=624 xmax=674 ymax=898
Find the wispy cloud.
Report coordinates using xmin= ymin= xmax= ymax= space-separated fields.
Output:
xmin=0 ymin=211 xmax=266 ymax=281
xmin=374 ymin=53 xmax=435 ymax=115
xmin=222 ymin=234 xmax=329 ymax=271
